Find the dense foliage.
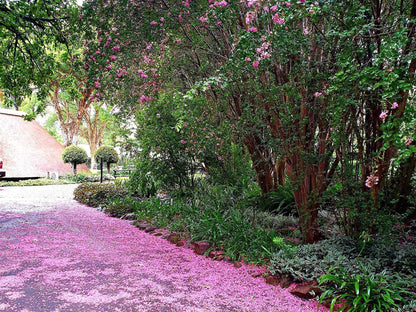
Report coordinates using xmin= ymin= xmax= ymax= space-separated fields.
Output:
xmin=319 ymin=266 xmax=411 ymax=312
xmin=0 ymin=0 xmax=79 ymax=111
xmin=110 ymin=183 xmax=286 ymax=263
xmin=81 ymin=0 xmax=416 ymax=243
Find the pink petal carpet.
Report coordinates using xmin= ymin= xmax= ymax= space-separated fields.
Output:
xmin=0 ymin=185 xmax=328 ymax=312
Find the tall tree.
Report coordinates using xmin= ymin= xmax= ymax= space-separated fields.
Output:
xmin=49 ymin=77 xmax=94 ymax=146
xmin=81 ymin=102 xmax=114 ymax=169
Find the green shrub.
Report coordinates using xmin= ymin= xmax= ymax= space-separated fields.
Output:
xmin=243 ymin=184 xmax=297 ymax=216
xmin=221 ymin=209 xmax=276 ymax=263
xmin=73 ymin=182 xmax=128 ymax=208
xmin=124 ymin=185 xmax=280 ymax=263
xmin=206 ymin=143 xmax=255 ymax=189
xmin=318 ymin=266 xmax=410 ymax=312
xmin=125 ymin=161 xmax=158 ymax=197
xmin=171 ymin=184 xmax=279 ymax=262
xmin=62 ymin=145 xmax=88 ymax=175
xmin=269 ymin=236 xmax=416 ymax=283
xmin=105 ymin=197 xmax=137 ymax=218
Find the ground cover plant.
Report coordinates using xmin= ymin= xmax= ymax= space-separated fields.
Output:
xmin=318 ymin=266 xmax=412 ymax=312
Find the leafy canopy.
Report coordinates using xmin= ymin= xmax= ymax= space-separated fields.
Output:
xmin=62 ymin=145 xmax=88 ymax=165
xmin=94 ymin=146 xmax=119 ymax=164
xmin=0 ymin=0 xmax=79 ymax=109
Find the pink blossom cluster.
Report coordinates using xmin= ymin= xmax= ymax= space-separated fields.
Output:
xmin=365 ymin=174 xmax=379 ymax=188
xmin=256 ymin=39 xmax=271 ymax=60
xmin=180 ymin=113 xmax=225 ymax=160
xmin=272 ymin=13 xmax=284 ymax=24
xmin=379 ymin=111 xmax=388 ymax=119
xmin=245 ymin=11 xmax=256 ymax=25
xmin=199 ymin=14 xmax=208 ymax=23
xmin=246 ymin=0 xmax=261 ymax=8
xmin=139 ymin=94 xmax=153 ymax=103
xmin=213 ymin=0 xmax=228 ymax=6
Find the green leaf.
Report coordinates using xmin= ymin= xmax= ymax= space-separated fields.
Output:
xmin=355 ymin=281 xmax=360 ymax=295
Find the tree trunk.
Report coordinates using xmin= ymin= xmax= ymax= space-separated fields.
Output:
xmin=244 ymin=134 xmax=277 ymax=194
xmin=73 ymin=163 xmax=77 ymax=175
xmin=276 ymin=157 xmax=286 ymax=186
xmin=290 ymin=162 xmax=320 ymax=244
xmin=391 ymin=153 xmax=416 ymax=213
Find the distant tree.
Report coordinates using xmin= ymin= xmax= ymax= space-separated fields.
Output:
xmin=62 ymin=145 xmax=88 ymax=175
xmin=48 ymin=48 xmax=96 ymax=146
xmin=49 ymin=78 xmax=94 ymax=146
xmin=81 ymin=103 xmax=114 ymax=169
xmin=95 ymin=146 xmax=119 ymax=174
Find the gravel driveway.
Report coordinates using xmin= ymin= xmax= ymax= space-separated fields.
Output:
xmin=0 ymin=184 xmax=327 ymax=312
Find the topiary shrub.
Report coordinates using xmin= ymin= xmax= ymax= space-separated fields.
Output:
xmin=62 ymin=145 xmax=88 ymax=175
xmin=94 ymin=146 xmax=119 ymax=174
xmin=74 ymin=182 xmax=128 ymax=209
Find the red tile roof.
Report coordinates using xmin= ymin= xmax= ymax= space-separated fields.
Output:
xmin=0 ymin=108 xmax=88 ymax=178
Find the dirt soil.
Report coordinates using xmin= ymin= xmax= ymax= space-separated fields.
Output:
xmin=0 ymin=184 xmax=327 ymax=312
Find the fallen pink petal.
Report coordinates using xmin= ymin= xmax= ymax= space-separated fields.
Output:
xmin=0 ymin=185 xmax=327 ymax=312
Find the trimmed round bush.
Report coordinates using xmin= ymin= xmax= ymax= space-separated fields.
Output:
xmin=95 ymin=146 xmax=119 ymax=173
xmin=62 ymin=145 xmax=88 ymax=175
xmin=74 ymin=182 xmax=128 ymax=209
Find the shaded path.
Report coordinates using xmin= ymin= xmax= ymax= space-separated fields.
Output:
xmin=0 ymin=185 xmax=327 ymax=312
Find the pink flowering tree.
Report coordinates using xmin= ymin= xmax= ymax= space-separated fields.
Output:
xmin=81 ymin=0 xmax=416 ymax=242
